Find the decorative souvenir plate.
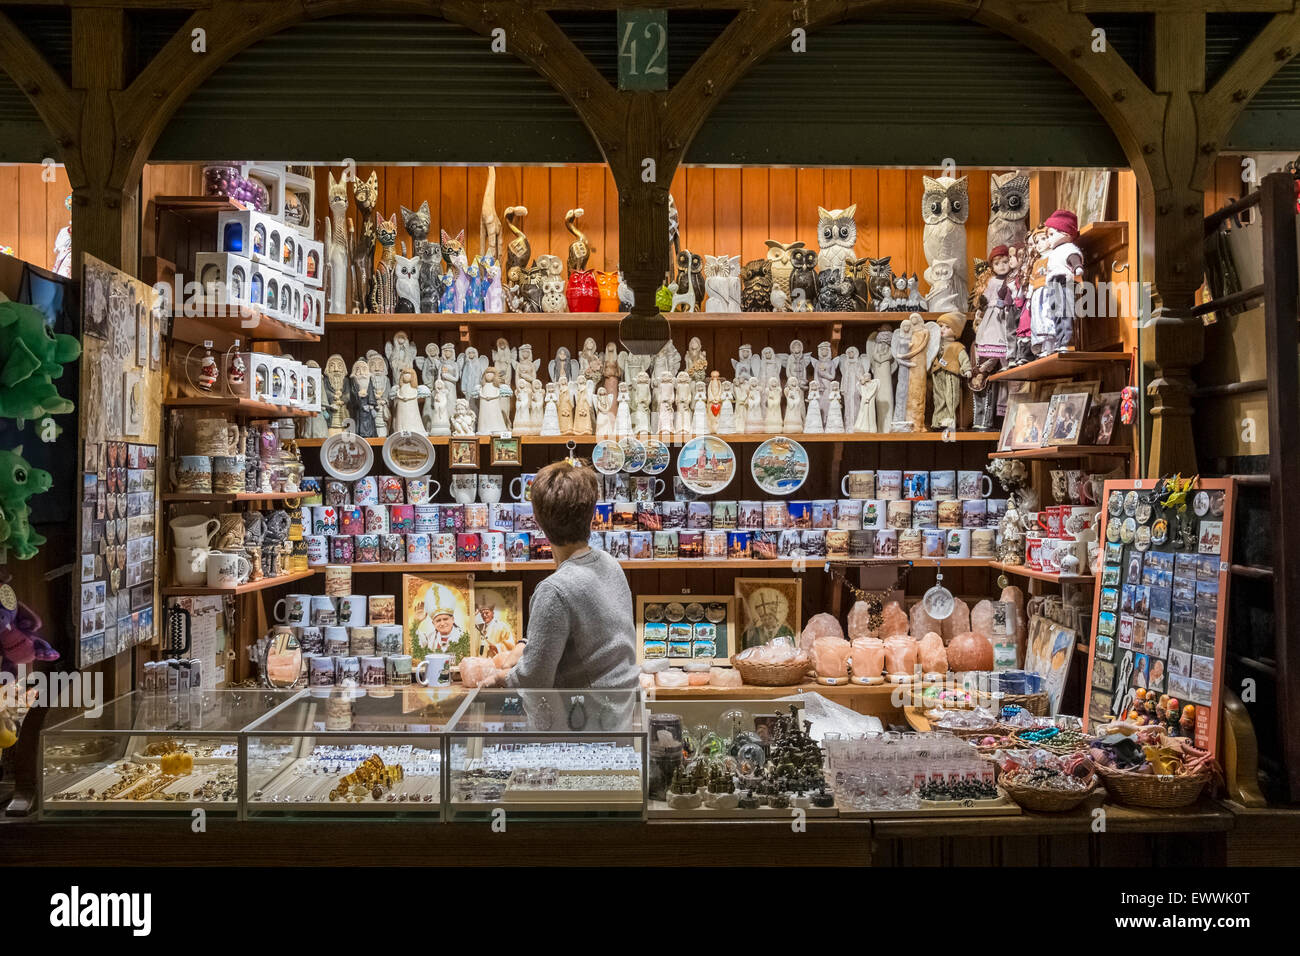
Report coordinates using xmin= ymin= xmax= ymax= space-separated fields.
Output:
xmin=591 ymin=439 xmax=625 ymax=475
xmin=677 ymin=435 xmax=737 ymax=495
xmin=750 ymin=436 xmax=809 ymax=496
xmin=619 ymin=436 xmax=646 ymax=473
xmin=642 ymin=438 xmax=671 ymax=475
xmin=382 ymin=431 xmax=435 ymax=478
xmin=320 ymin=430 xmax=374 ymax=481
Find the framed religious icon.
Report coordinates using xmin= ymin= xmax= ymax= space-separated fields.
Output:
xmin=470 ymin=580 xmax=524 ymax=659
xmin=636 ymin=594 xmax=734 ymax=665
xmin=734 ymin=577 xmax=802 ymax=650
xmin=490 ymin=435 xmax=522 ymax=467
xmin=448 ymin=437 xmax=480 ymax=470
xmin=403 ymin=573 xmax=474 ymax=663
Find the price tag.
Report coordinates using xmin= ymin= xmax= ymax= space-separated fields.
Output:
xmin=617 ymin=9 xmax=668 ymax=91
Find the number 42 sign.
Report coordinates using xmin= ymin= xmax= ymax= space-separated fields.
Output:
xmin=618 ymin=9 xmax=667 ymax=91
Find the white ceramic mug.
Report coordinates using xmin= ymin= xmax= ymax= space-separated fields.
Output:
xmin=173 ymin=547 xmax=210 ymax=586
xmin=509 ymin=473 xmax=538 ymax=502
xmin=414 ymin=653 xmax=453 ymax=687
xmin=337 ymin=594 xmax=367 ymax=627
xmin=206 ymin=550 xmax=252 ymax=588
xmin=170 ymin=514 xmax=220 ymax=548
xmin=451 ymin=474 xmax=478 ymax=504
xmin=310 ymin=595 xmax=338 ymax=626
xmin=477 ymin=474 xmax=503 ymax=505
xmin=841 ymin=470 xmax=876 ymax=499
xmin=273 ymin=593 xmax=311 ymax=626
xmin=958 ymin=470 xmax=994 ymax=500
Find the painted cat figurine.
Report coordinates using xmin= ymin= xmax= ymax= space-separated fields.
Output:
xmin=393 ymin=247 xmax=420 ymax=313
xmin=350 ymin=171 xmax=378 ymax=313
xmin=480 ymin=254 xmax=504 ymax=313
xmin=368 ymin=212 xmax=398 ymax=314
xmin=463 ymin=258 xmax=485 ymax=313
xmin=322 ymin=171 xmax=351 ymax=316
xmin=439 ymin=228 xmax=470 ymax=313
xmin=400 ymin=200 xmax=440 ymax=313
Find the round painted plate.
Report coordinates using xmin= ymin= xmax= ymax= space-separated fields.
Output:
xmin=591 ymin=439 xmax=625 ymax=475
xmin=750 ymin=436 xmax=810 ymax=496
xmin=677 ymin=435 xmax=737 ymax=495
xmin=642 ymin=438 xmax=671 ymax=475
xmin=320 ymin=431 xmax=374 ymax=481
xmin=619 ymin=436 xmax=646 ymax=473
xmin=382 ymin=431 xmax=435 ymax=478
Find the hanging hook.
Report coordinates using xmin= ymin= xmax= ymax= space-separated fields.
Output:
xmin=1112 ymin=260 xmax=1129 ymax=274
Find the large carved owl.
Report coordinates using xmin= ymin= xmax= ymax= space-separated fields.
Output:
xmin=988 ymin=170 xmax=1030 ymax=254
xmin=789 ymin=246 xmax=819 ymax=311
xmin=675 ymin=249 xmax=704 ymax=303
xmin=740 ymin=258 xmax=773 ymax=312
xmin=816 ymin=205 xmax=857 ymax=276
xmin=764 ymin=240 xmax=803 ymax=299
xmin=922 ymin=175 xmax=969 ymax=308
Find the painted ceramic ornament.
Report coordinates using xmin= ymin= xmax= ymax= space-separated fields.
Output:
xmin=320 ymin=431 xmax=374 ymax=481
xmin=382 ymin=431 xmax=436 ymax=478
xmin=751 ymin=436 xmax=809 ymax=496
xmin=566 ymin=269 xmax=600 ymax=313
xmin=922 ymin=175 xmax=969 ymax=312
xmin=595 ymin=270 xmax=621 ymax=312
xmin=619 ymin=437 xmax=646 ymax=473
xmin=642 ymin=438 xmax=670 ymax=475
xmin=677 ymin=435 xmax=737 ymax=495
xmin=592 ymin=438 xmax=625 ymax=475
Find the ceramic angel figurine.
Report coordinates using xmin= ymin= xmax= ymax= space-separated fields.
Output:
xmin=477 ymin=366 xmax=509 ymax=435
xmin=869 ymin=330 xmax=896 ymax=433
xmin=351 ymin=359 xmax=376 ymax=437
xmin=619 ymin=347 xmax=653 ymax=389
xmin=732 ymin=378 xmax=750 ymax=434
xmin=386 ymin=332 xmax=418 ymax=383
xmin=839 ymin=346 xmax=863 ymax=429
xmin=579 ymin=337 xmax=603 ymax=382
xmin=550 ymin=346 xmax=580 ymax=384
xmin=449 ymin=398 xmax=475 ymax=436
xmin=783 ymin=379 xmax=805 ymax=432
xmin=595 ymin=386 xmax=616 ymax=438
xmin=718 ymin=380 xmax=737 ymax=434
xmin=826 ymin=381 xmax=845 ymax=432
xmin=528 ymin=379 xmax=545 ymax=436
xmin=615 ymin=381 xmax=633 ymax=437
xmin=510 ymin=381 xmax=533 ymax=435
xmin=656 ymin=373 xmax=676 ymax=436
xmin=706 ymin=371 xmax=724 ymax=432
xmin=632 ymin=371 xmax=652 ymax=435
xmin=732 ymin=344 xmax=757 ymax=383
xmin=514 ymin=343 xmax=540 ymax=391
xmin=556 ymin=375 xmax=574 ymax=434
xmin=811 ymin=341 xmax=838 ymax=417
xmin=492 ymin=339 xmax=516 ymax=388
xmin=691 ymin=381 xmax=709 ymax=436
xmin=653 ymin=339 xmax=682 ymax=381
xmin=755 ymin=346 xmax=782 ymax=387
xmin=390 ymin=368 xmax=430 ymax=436
xmin=684 ymin=337 xmax=708 ymax=383
xmin=853 ymin=377 xmax=879 ymax=433
xmin=804 ymin=381 xmax=824 ymax=434
xmin=765 ymin=378 xmax=785 ymax=434
xmin=930 ymin=312 xmax=972 ymax=429
xmin=541 ymin=383 xmax=561 ymax=436
xmin=460 ymin=346 xmax=488 ymax=404
xmin=601 ymin=342 xmax=621 ymax=396
xmin=674 ymin=372 xmax=693 ymax=435
xmin=426 ymin=379 xmax=451 ymax=436
xmin=747 ymin=377 xmax=765 ymax=433
xmin=784 ymin=340 xmax=811 ymax=387
xmin=573 ymin=376 xmax=594 ymax=435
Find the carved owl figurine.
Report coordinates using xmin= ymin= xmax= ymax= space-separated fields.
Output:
xmin=789 ymin=246 xmax=819 ymax=311
xmin=519 ymin=265 xmax=545 ymax=313
xmin=541 ymin=276 xmax=567 ymax=313
xmin=924 ymin=258 xmax=962 ymax=313
xmin=866 ymin=256 xmax=894 ymax=311
xmin=393 ymin=253 xmax=420 ymax=314
xmin=816 ymin=205 xmax=857 ymax=276
xmin=675 ymin=249 xmax=705 ymax=304
xmin=764 ymin=240 xmax=803 ymax=301
xmin=922 ymin=175 xmax=969 ymax=307
xmin=595 ymin=270 xmax=621 ymax=312
xmin=848 ymin=257 xmax=871 ymax=311
xmin=703 ymin=254 xmax=742 ymax=313
xmin=988 ymin=170 xmax=1030 ymax=254
xmin=741 ymin=259 xmax=773 ymax=312
xmin=816 ymin=267 xmax=856 ymax=313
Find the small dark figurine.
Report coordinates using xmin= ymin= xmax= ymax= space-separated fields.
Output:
xmin=740 ymin=258 xmax=773 ymax=312
xmin=865 ymin=255 xmax=894 ymax=311
xmin=789 ymin=246 xmax=819 ymax=311
xmin=675 ymin=249 xmax=705 ymax=305
xmin=518 ymin=264 xmax=545 ymax=314
xmin=848 ymin=256 xmax=871 ymax=311
xmin=815 ymin=266 xmax=856 ymax=312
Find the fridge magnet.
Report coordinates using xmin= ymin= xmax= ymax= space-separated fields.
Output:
xmin=677 ymin=435 xmax=736 ymax=495
xmin=636 ymin=594 xmax=734 ymax=664
xmin=750 ymin=436 xmax=809 ymax=496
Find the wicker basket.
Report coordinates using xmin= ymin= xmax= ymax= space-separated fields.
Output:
xmin=940 ymin=723 xmax=1014 ymax=740
xmin=729 ymin=654 xmax=811 ymax=687
xmin=1000 ymin=692 xmax=1049 ymax=717
xmin=1095 ymin=764 xmax=1209 ymax=808
xmin=1001 ymin=774 xmax=1098 ymax=812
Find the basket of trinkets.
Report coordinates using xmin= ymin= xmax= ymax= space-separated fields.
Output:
xmin=995 ymin=750 xmax=1098 ymax=812
xmin=729 ymin=653 xmax=811 ymax=687
xmin=1089 ymin=727 xmax=1216 ymax=809
xmin=1012 ymin=726 xmax=1092 ymax=754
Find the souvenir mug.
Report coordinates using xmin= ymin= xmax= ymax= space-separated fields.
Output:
xmin=836 ymin=499 xmax=864 ymax=530
xmin=876 ymin=470 xmax=902 ymax=500
xmin=763 ymin=501 xmax=789 ymax=529
xmin=489 ymin=502 xmax=514 ymax=531
xmin=406 ymin=532 xmax=432 ymax=563
xmin=631 ymin=476 xmax=666 ymax=503
xmin=957 ymin=470 xmax=993 ymax=500
xmin=603 ymin=473 xmax=631 ymax=501
xmin=628 ymin=530 xmax=653 ymax=559
xmin=505 ymin=532 xmax=530 ymax=561
xmin=509 ymin=473 xmax=538 ymax=502
xmin=902 ymin=470 xmax=930 ymax=500
xmin=970 ymin=528 xmax=998 ymax=559
xmin=364 ymin=504 xmax=389 ymax=534
xmin=322 ymin=626 xmax=350 ymax=656
xmin=672 ymin=477 xmax=698 ymax=501
xmin=216 ymin=512 xmax=245 ymax=549
xmin=311 ymin=505 xmax=339 ymax=536
xmin=212 ymin=455 xmax=245 ymax=493
xmin=912 ymin=500 xmax=938 ymax=528
xmin=787 ymin=500 xmax=812 ymax=528
xmin=481 ymin=532 xmax=505 ymax=564
xmin=325 ymin=480 xmax=351 ymax=507
xmin=848 ymin=530 xmax=875 ymax=559
xmin=170 ymin=514 xmax=220 ymax=548
xmin=432 ymin=533 xmax=457 ymax=562
xmin=368 ymin=595 xmax=396 ymax=625
xmin=477 ymin=475 xmax=502 ymax=505
xmin=451 ymin=474 xmax=478 ymax=504
xmin=686 ymin=501 xmax=713 ymax=529
xmin=173 ymin=456 xmax=213 ymax=494
xmin=922 ymin=528 xmax=948 ymax=558
xmin=414 ymin=653 xmax=453 ymax=687
xmin=406 ymin=477 xmax=432 ymax=505
xmin=390 ymin=504 xmax=415 ymax=533
xmin=658 ymin=499 xmax=686 ymax=529
xmin=897 ymin=528 xmax=924 ymax=559
xmin=826 ymin=529 xmax=849 ymax=557
xmin=323 ymin=564 xmax=352 ymax=596
xmin=463 ymin=503 xmax=489 ymax=530
xmin=172 ymin=547 xmax=209 ymax=586
xmin=328 ymin=535 xmax=354 ymax=563
xmin=308 ymin=655 xmax=337 ymax=688
xmin=355 ymin=533 xmax=380 ymax=563
xmin=841 ymin=470 xmax=875 ymax=499
xmin=206 ymin=550 xmax=252 ymax=588
xmin=737 ymin=501 xmax=763 ymax=530
xmin=727 ymin=531 xmax=751 ymax=558
xmin=937 ymin=500 xmax=963 ymax=528
xmin=339 ymin=505 xmax=365 ymax=536
xmin=375 ymin=625 xmax=404 ymax=656
xmin=353 ymin=476 xmax=380 ymax=506
xmin=962 ymin=499 xmax=988 ymax=528
xmin=385 ymin=654 xmax=414 ymax=685
xmin=337 ymin=595 xmax=367 ymax=627
xmin=378 ymin=476 xmax=405 ymax=505
xmin=296 ymin=626 xmax=325 ymax=655
xmin=811 ymin=500 xmax=836 ymax=529
xmin=273 ymin=593 xmax=311 ymax=626
xmin=592 ymin=501 xmax=614 ymax=531
xmin=193 ymin=418 xmax=241 ymax=457
xmin=712 ymin=500 xmax=737 ymax=529
xmin=335 ymin=656 xmax=362 ymax=688
xmin=930 ymin=470 xmax=957 ymax=500
xmin=946 ymin=529 xmax=971 ymax=558
xmin=414 ymin=504 xmax=440 ymax=533
xmin=886 ymin=499 xmax=913 ymax=530
xmin=310 ymin=595 xmax=338 ymax=626
xmin=360 ymin=655 xmax=386 ymax=686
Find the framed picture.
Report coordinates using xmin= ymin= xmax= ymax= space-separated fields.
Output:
xmin=1001 ymin=398 xmax=1049 ymax=450
xmin=1024 ymin=616 xmax=1078 ymax=715
xmin=636 ymin=594 xmax=735 ymax=664
xmin=1081 ymin=391 xmax=1122 ymax=445
xmin=734 ymin=577 xmax=802 ymax=650
xmin=1043 ymin=392 xmax=1090 ymax=445
xmin=490 ymin=435 xmax=522 ymax=467
xmin=471 ymin=580 xmax=524 ymax=659
xmin=402 ymin=573 xmax=475 ymax=663
xmin=449 ymin=437 xmax=480 ymax=470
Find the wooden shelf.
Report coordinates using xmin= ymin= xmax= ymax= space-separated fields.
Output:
xmin=344 ymin=557 xmax=995 ymax=573
xmin=1076 ymin=220 xmax=1129 ymax=261
xmin=325 ymin=311 xmax=970 ymax=329
xmin=988 ymin=350 xmax=1132 ymax=383
xmin=992 ymin=561 xmax=1093 ymax=585
xmin=989 ymin=445 xmax=1131 ymax=460
xmin=161 ymin=568 xmax=317 ymax=597
xmin=164 ymin=396 xmax=312 ymax=418
xmin=171 ymin=307 xmax=321 ymax=343
xmin=153 ymin=195 xmax=243 ymax=221
xmin=294 ymin=431 xmax=1000 ymax=449
xmin=160 ymin=491 xmax=304 ymax=504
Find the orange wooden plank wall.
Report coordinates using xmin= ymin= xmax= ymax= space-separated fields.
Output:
xmin=0 ymin=163 xmax=72 ymax=272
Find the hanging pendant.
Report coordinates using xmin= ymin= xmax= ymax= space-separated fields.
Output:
xmin=567 ymin=695 xmax=588 ymax=731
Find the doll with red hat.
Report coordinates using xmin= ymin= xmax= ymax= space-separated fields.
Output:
xmin=1029 ymin=208 xmax=1085 ymax=355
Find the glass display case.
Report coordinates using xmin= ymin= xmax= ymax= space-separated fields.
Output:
xmin=241 ymin=686 xmax=469 ymax=818
xmin=446 ymin=689 xmax=646 ymax=821
xmin=40 ymin=690 xmax=294 ymax=818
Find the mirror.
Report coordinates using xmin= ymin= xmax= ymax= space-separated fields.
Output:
xmin=262 ymin=628 xmax=302 ymax=688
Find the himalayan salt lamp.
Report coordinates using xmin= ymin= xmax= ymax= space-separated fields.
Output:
xmin=656 ymin=668 xmax=689 ymax=688
xmin=918 ymin=631 xmax=948 ymax=674
xmin=710 ymin=667 xmax=744 ymax=688
xmin=638 ymin=672 xmax=657 ymax=690
xmin=970 ymin=600 xmax=996 ymax=639
xmin=811 ymin=636 xmax=852 ymax=684
xmin=687 ymin=671 xmax=712 ymax=686
xmin=847 ymin=600 xmax=879 ymax=640
xmin=849 ymin=637 xmax=885 ymax=684
xmin=946 ymin=631 xmax=995 ymax=672
xmin=884 ymin=636 xmax=917 ymax=676
xmin=880 ymin=600 xmax=910 ymax=638
xmin=910 ymin=602 xmax=942 ymax=643
xmin=940 ymin=598 xmax=971 ymax=642
xmin=800 ymin=612 xmax=846 ymax=652
xmin=459 ymin=656 xmax=498 ymax=687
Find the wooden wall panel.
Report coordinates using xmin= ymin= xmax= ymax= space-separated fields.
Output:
xmin=0 ymin=163 xmax=71 ymax=272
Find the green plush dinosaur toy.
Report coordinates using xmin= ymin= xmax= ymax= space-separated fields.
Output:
xmin=0 ymin=300 xmax=82 ymax=423
xmin=0 ymin=446 xmax=52 ymax=560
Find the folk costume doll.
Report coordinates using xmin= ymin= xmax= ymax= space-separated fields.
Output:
xmin=929 ymin=312 xmax=972 ymax=430
xmin=1029 ymin=209 xmax=1085 ymax=354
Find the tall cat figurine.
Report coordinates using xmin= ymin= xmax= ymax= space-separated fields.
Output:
xmin=815 ymin=205 xmax=857 ymax=276
xmin=504 ymin=205 xmax=531 ymax=308
xmin=322 ymin=171 xmax=351 ymax=316
xmin=702 ymin=254 xmax=741 ymax=313
xmin=987 ymin=170 xmax=1030 ymax=255
xmin=564 ymin=208 xmax=591 ymax=274
xmin=922 ymin=174 xmax=969 ymax=311
xmin=393 ymin=246 xmax=420 ymax=314
xmin=400 ymin=200 xmax=440 ymax=313
xmin=368 ymin=213 xmax=398 ymax=314
xmin=439 ymin=228 xmax=470 ymax=313
xmin=463 ymin=258 xmax=486 ymax=313
xmin=350 ymin=171 xmax=379 ymax=313
xmin=480 ymin=166 xmax=502 ymax=263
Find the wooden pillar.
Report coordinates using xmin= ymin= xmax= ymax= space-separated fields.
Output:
xmin=69 ymin=8 xmax=137 ymax=272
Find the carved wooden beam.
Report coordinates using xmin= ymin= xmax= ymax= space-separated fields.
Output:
xmin=0 ymin=8 xmax=82 ymax=179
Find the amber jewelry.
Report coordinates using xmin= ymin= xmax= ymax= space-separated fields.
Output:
xmin=826 ymin=564 xmax=912 ymax=631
